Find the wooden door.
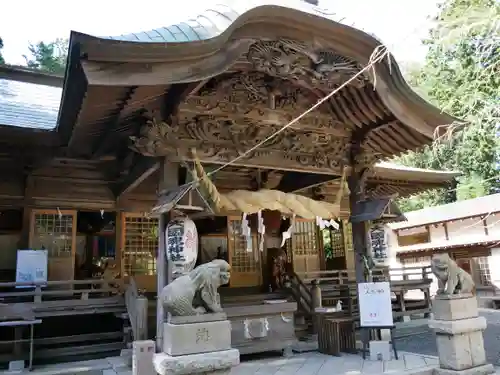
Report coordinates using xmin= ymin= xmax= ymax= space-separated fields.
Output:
xmin=29 ymin=209 xmax=77 ymax=282
xmin=227 ymin=217 xmax=262 ymax=288
xmin=121 ymin=213 xmax=158 ymax=292
xmin=290 ymin=219 xmax=320 ymax=275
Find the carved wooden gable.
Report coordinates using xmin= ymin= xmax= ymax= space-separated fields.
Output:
xmin=131 ymin=39 xmax=392 ymax=173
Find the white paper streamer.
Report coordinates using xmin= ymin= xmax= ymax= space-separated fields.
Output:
xmin=316 ymin=217 xmax=340 ymax=231
xmin=241 ymin=213 xmax=252 ymax=252
xmin=257 ymin=210 xmax=265 ymax=252
xmin=280 ymin=214 xmax=296 ymax=247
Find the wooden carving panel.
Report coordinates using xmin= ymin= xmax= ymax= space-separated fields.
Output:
xmin=246 ymin=39 xmax=367 ymax=91
xmin=130 ymin=39 xmax=381 ymax=173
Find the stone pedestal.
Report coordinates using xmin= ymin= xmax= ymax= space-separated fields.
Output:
xmin=154 ymin=313 xmax=240 ymax=375
xmin=133 ymin=340 xmax=156 ymax=375
xmin=428 ymin=295 xmax=494 ymax=375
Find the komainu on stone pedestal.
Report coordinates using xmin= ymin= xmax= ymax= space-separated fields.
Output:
xmin=155 ymin=260 xmax=240 ymax=375
xmin=428 ymin=295 xmax=494 ymax=375
xmin=430 ymin=253 xmax=475 ymax=295
xmin=159 ymin=259 xmax=230 ymax=316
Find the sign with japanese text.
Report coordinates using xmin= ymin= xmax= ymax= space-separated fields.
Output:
xmin=358 ymin=281 xmax=393 ymax=327
xmin=16 ymin=250 xmax=48 ymax=288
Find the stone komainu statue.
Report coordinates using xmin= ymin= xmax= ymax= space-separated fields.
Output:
xmin=159 ymin=259 xmax=230 ymax=316
xmin=430 ymin=253 xmax=475 ymax=295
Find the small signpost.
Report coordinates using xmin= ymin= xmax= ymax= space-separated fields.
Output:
xmin=15 ymin=250 xmax=48 ymax=288
xmin=357 ymin=281 xmax=398 ymax=359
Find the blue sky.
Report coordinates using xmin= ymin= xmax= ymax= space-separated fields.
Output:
xmin=0 ymin=0 xmax=440 ymax=66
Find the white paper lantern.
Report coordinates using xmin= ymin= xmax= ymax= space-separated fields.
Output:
xmin=166 ymin=217 xmax=198 ymax=276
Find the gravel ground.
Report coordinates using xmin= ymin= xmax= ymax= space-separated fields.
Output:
xmin=396 ymin=309 xmax=500 ymax=365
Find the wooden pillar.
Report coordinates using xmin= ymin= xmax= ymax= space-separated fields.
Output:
xmin=155 ymin=159 xmax=179 ymax=351
xmin=115 ymin=212 xmax=124 ymax=279
xmin=311 ymin=279 xmax=322 ymax=309
xmin=348 ymin=170 xmax=369 ymax=283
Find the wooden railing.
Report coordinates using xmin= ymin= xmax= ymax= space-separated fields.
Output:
xmin=0 ymin=279 xmax=127 ymax=365
xmin=293 ymin=266 xmax=433 ymax=320
xmin=124 ymin=278 xmax=148 ymax=341
xmin=0 ymin=279 xmax=120 ymax=303
xmin=296 ymin=266 xmax=432 ymax=285
xmin=288 ymin=272 xmax=313 ymax=315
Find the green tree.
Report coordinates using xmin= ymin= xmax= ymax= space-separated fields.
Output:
xmin=0 ymin=37 xmax=5 ymax=65
xmin=395 ymin=0 xmax=500 ymax=212
xmin=23 ymin=38 xmax=68 ymax=75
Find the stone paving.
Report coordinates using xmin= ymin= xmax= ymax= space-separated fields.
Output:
xmin=396 ymin=309 xmax=500 ymax=365
xmin=234 ymin=351 xmax=438 ymax=375
xmin=8 ymin=351 xmax=439 ymax=375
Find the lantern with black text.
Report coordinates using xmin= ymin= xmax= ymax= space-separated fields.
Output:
xmin=166 ymin=217 xmax=198 ymax=277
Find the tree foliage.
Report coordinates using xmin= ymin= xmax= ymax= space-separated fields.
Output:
xmin=395 ymin=0 xmax=500 ymax=212
xmin=0 ymin=37 xmax=5 ymax=65
xmin=23 ymin=38 xmax=68 ymax=75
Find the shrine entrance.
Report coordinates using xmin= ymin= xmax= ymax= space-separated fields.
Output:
xmin=227 ymin=219 xmax=261 ymax=287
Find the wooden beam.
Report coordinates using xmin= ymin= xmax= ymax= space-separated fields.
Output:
xmin=277 ymin=172 xmax=339 ymax=193
xmin=112 ymin=156 xmax=159 ymax=198
xmin=91 ymin=88 xmax=140 ymax=159
xmin=0 ymin=65 xmax=63 ymax=87
xmin=58 ymin=43 xmax=88 ymax=147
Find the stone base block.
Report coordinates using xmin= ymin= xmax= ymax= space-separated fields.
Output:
xmin=369 ymin=340 xmax=391 ymax=361
xmin=433 ymin=295 xmax=478 ymax=321
xmin=8 ymin=360 xmax=25 ymax=371
xmin=435 ymin=330 xmax=487 ymax=370
xmin=169 ymin=313 xmax=227 ymax=325
xmin=163 ymin=319 xmax=231 ymax=356
xmin=429 ymin=317 xmax=487 ymax=335
xmin=133 ymin=340 xmax=155 ymax=375
xmin=434 ymin=363 xmax=495 ymax=375
xmin=154 ymin=348 xmax=240 ymax=375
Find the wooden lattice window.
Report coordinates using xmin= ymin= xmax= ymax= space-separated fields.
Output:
xmin=227 ymin=219 xmax=258 ymax=273
xmin=123 ymin=215 xmax=158 ymax=276
xmin=31 ymin=211 xmax=75 ymax=257
xmin=400 ymin=256 xmax=431 ymax=266
xmin=476 ymin=257 xmax=491 ymax=286
xmin=322 ymin=226 xmax=344 ymax=259
xmin=291 ymin=220 xmax=318 ymax=255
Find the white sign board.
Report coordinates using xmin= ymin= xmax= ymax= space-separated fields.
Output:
xmin=16 ymin=250 xmax=48 ymax=288
xmin=358 ymin=282 xmax=393 ymax=327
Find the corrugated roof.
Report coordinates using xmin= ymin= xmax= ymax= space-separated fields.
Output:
xmin=388 ymin=193 xmax=500 ymax=230
xmin=0 ymin=78 xmax=61 ymax=130
xmin=396 ymin=233 xmax=500 ymax=254
xmin=105 ymin=0 xmax=377 ymax=44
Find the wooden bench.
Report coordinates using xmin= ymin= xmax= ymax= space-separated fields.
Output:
xmin=0 ymin=319 xmax=42 ymax=370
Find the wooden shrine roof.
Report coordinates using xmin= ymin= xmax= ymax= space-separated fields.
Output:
xmin=388 ymin=193 xmax=500 ymax=231
xmin=47 ymin=0 xmax=457 ymax=186
xmin=0 ymin=66 xmax=61 ymax=130
xmin=0 ymin=62 xmax=458 ymax=212
xmin=0 ymin=2 xmax=460 ymax=210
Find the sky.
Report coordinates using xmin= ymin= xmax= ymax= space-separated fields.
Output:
xmin=0 ymin=0 xmax=440 ymax=66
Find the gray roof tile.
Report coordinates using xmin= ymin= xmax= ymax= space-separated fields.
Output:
xmin=105 ymin=1 xmax=378 ymax=44
xmin=0 ymin=78 xmax=61 ymax=130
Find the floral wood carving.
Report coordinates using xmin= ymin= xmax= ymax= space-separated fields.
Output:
xmin=130 ymin=115 xmax=351 ymax=171
xmin=130 ymin=41 xmax=379 ymax=173
xmin=246 ymin=39 xmax=367 ymax=90
xmin=178 ymin=72 xmax=351 ymax=137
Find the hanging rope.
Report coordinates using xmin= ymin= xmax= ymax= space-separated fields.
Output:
xmin=190 ymin=149 xmax=350 ymax=219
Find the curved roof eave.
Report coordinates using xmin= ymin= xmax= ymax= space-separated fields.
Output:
xmin=374 ymin=162 xmax=461 ymax=182
xmin=67 ymin=0 xmax=459 ymax=139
